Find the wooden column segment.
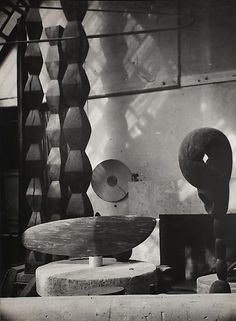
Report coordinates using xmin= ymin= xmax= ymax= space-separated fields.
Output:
xmin=45 ymin=25 xmax=64 ymax=222
xmin=20 ymin=1 xmax=93 ymax=273
xmin=61 ymin=0 xmax=93 ymax=218
xmin=23 ymin=7 xmax=46 ymax=273
xmin=44 ymin=25 xmax=69 ymax=266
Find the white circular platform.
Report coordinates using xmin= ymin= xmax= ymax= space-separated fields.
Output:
xmin=36 ymin=258 xmax=157 ymax=296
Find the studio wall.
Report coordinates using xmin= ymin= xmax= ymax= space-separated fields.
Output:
xmin=1 ymin=0 xmax=236 ymax=267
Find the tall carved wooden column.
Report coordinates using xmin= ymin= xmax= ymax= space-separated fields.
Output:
xmin=45 ymin=25 xmax=67 ymax=223
xmin=61 ymin=0 xmax=93 ymax=218
xmin=23 ymin=6 xmax=46 ymax=273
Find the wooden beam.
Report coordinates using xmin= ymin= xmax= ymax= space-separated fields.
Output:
xmin=1 ymin=294 xmax=236 ymax=321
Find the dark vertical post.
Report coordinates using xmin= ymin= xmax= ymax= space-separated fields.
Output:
xmin=23 ymin=6 xmax=46 ymax=273
xmin=16 ymin=17 xmax=27 ymax=246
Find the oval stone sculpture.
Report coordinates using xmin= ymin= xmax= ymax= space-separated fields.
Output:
xmin=178 ymin=127 xmax=232 ymax=216
xmin=22 ymin=216 xmax=156 ymax=257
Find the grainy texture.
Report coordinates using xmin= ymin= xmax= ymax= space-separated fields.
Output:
xmin=25 ymin=110 xmax=43 ymax=142
xmin=45 ymin=24 xmax=66 ymax=226
xmin=1 ymin=294 xmax=236 ymax=321
xmin=24 ymin=75 xmax=44 ymax=110
xmin=64 ymin=150 xmax=92 ymax=193
xmin=46 ymin=114 xmax=61 ymax=147
xmin=26 ymin=178 xmax=42 ymax=212
xmin=45 ymin=80 xmax=62 ymax=113
xmin=62 ymin=64 xmax=90 ymax=107
xmin=45 ymin=25 xmax=64 ymax=46
xmin=36 ymin=258 xmax=157 ymax=296
xmin=23 ymin=8 xmax=46 ymax=273
xmin=61 ymin=21 xmax=89 ymax=64
xmin=24 ymin=43 xmax=43 ymax=75
xmin=179 ymin=127 xmax=232 ymax=292
xmin=63 ymin=107 xmax=91 ymax=150
xmin=25 ymin=8 xmax=43 ymax=40
xmin=197 ymin=274 xmax=236 ymax=293
xmin=23 ymin=216 xmax=156 ymax=256
xmin=47 ymin=148 xmax=61 ymax=181
xmin=61 ymin=3 xmax=93 ymax=219
xmin=65 ymin=193 xmax=93 ymax=218
xmin=61 ymin=0 xmax=88 ymax=22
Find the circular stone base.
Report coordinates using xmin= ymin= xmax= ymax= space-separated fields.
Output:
xmin=36 ymin=258 xmax=157 ymax=296
xmin=197 ymin=274 xmax=236 ymax=293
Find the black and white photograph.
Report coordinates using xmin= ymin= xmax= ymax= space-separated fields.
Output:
xmin=0 ymin=0 xmax=236 ymax=320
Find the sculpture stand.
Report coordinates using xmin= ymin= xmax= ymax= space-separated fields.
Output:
xmin=23 ymin=216 xmax=157 ymax=295
xmin=197 ymin=274 xmax=236 ymax=293
xmin=36 ymin=258 xmax=157 ymax=296
xmin=89 ymin=256 xmax=103 ymax=268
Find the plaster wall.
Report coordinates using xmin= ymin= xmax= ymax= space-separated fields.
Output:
xmin=87 ymin=83 xmax=236 ymax=216
xmin=84 ymin=1 xmax=236 ymax=265
xmin=86 ymin=83 xmax=236 ymax=265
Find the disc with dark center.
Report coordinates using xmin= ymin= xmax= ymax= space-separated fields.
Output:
xmin=91 ymin=159 xmax=132 ymax=202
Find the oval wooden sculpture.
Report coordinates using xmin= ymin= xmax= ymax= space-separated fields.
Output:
xmin=22 ymin=216 xmax=156 ymax=257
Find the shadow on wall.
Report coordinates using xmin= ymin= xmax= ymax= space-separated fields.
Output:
xmin=85 ymin=1 xmax=236 ymax=216
xmin=85 ymin=0 xmax=179 ymax=96
xmin=87 ymin=84 xmax=236 ymax=216
xmin=86 ymin=0 xmax=179 ymax=216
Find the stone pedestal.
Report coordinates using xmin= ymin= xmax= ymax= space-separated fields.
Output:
xmin=197 ymin=274 xmax=236 ymax=293
xmin=36 ymin=258 xmax=157 ymax=296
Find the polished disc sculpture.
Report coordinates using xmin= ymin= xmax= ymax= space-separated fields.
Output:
xmin=179 ymin=127 xmax=233 ymax=293
xmin=91 ymin=159 xmax=132 ymax=202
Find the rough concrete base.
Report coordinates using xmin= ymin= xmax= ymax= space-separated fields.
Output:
xmin=36 ymin=258 xmax=157 ymax=296
xmin=1 ymin=294 xmax=236 ymax=321
xmin=197 ymin=274 xmax=236 ymax=293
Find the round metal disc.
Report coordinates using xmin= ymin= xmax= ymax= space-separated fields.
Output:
xmin=91 ymin=159 xmax=132 ymax=202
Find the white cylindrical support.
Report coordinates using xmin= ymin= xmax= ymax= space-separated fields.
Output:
xmin=89 ymin=256 xmax=103 ymax=268
xmin=1 ymin=294 xmax=236 ymax=321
